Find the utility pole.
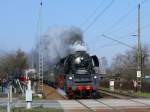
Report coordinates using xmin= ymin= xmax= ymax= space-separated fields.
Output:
xmin=136 ymin=4 xmax=142 ymax=92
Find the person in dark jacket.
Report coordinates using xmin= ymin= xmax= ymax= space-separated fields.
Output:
xmin=2 ymin=79 xmax=8 ymax=93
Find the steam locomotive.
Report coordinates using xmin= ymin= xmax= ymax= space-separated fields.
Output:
xmin=53 ymin=51 xmax=100 ymax=98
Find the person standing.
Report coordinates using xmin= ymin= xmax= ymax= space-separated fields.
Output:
xmin=133 ymin=80 xmax=137 ymax=92
xmin=2 ymin=79 xmax=8 ymax=93
xmin=0 ymin=79 xmax=2 ymax=92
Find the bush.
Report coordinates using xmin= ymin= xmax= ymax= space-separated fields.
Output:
xmin=99 ymin=80 xmax=109 ymax=88
xmin=141 ymin=81 xmax=150 ymax=92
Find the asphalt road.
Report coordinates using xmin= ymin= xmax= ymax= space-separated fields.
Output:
xmin=0 ymin=98 xmax=150 ymax=112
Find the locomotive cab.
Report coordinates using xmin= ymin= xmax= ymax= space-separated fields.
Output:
xmin=62 ymin=51 xmax=100 ymax=98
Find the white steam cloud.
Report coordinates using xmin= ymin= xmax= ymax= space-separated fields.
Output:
xmin=40 ymin=26 xmax=87 ymax=67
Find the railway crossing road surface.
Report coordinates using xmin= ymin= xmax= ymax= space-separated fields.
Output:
xmin=0 ymin=98 xmax=150 ymax=112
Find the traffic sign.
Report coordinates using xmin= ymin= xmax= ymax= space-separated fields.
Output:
xmin=137 ymin=70 xmax=141 ymax=78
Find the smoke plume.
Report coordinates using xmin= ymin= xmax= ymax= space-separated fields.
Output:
xmin=40 ymin=26 xmax=86 ymax=68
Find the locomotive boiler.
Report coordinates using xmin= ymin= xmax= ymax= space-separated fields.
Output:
xmin=55 ymin=51 xmax=99 ymax=98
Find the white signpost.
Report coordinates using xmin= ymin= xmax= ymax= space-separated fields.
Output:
xmin=109 ymin=80 xmax=115 ymax=91
xmin=137 ymin=70 xmax=141 ymax=78
xmin=26 ymin=80 xmax=32 ymax=109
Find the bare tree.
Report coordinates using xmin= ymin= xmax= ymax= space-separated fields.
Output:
xmin=101 ymin=57 xmax=108 ymax=68
xmin=0 ymin=49 xmax=28 ymax=79
xmin=110 ymin=45 xmax=150 ymax=80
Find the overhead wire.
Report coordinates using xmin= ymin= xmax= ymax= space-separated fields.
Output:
xmin=106 ymin=11 xmax=147 ymax=34
xmin=103 ymin=8 xmax=136 ymax=33
xmin=103 ymin=0 xmax=148 ymax=33
xmin=99 ymin=43 xmax=119 ymax=48
xmin=83 ymin=0 xmax=115 ymax=33
xmin=86 ymin=0 xmax=149 ymax=53
xmin=115 ymin=23 xmax=150 ymax=39
xmin=101 ymin=34 xmax=135 ymax=49
xmin=80 ymin=0 xmax=105 ymax=27
xmin=97 ymin=23 xmax=150 ymax=49
xmin=97 ymin=0 xmax=150 ymax=49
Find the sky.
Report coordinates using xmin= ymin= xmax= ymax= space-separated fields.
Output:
xmin=0 ymin=0 xmax=150 ymax=62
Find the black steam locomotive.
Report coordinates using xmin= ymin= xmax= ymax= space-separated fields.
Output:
xmin=54 ymin=51 xmax=100 ymax=98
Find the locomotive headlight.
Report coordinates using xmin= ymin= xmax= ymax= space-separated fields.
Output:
xmin=69 ymin=76 xmax=73 ymax=80
xmin=74 ymin=57 xmax=81 ymax=64
xmin=94 ymin=76 xmax=97 ymax=79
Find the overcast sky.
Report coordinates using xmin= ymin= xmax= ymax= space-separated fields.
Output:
xmin=0 ymin=0 xmax=150 ymax=62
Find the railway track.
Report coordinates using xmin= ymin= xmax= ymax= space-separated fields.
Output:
xmin=76 ymin=100 xmax=96 ymax=112
xmin=42 ymin=85 xmax=150 ymax=112
xmin=75 ymin=98 xmax=150 ymax=112
xmin=98 ymin=88 xmax=136 ymax=99
xmin=97 ymin=89 xmax=150 ymax=112
xmin=74 ymin=90 xmax=142 ymax=112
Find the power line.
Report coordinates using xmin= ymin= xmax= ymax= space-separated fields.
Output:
xmin=83 ymin=0 xmax=115 ymax=33
xmin=101 ymin=34 xmax=135 ymax=49
xmin=140 ymin=0 xmax=149 ymax=4
xmin=116 ymin=23 xmax=150 ymax=39
xmin=101 ymin=22 xmax=150 ymax=41
xmin=103 ymin=0 xmax=148 ymax=33
xmin=106 ymin=9 xmax=148 ymax=34
xmin=104 ymin=8 xmax=136 ymax=33
xmin=95 ymin=23 xmax=150 ymax=50
xmin=81 ymin=0 xmax=105 ymax=27
xmin=100 ymin=43 xmax=118 ymax=47
xmin=100 ymin=43 xmax=119 ymax=48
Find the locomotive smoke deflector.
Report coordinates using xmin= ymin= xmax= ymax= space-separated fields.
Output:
xmin=91 ymin=55 xmax=99 ymax=67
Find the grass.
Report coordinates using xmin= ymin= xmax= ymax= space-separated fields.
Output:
xmin=100 ymin=87 xmax=150 ymax=98
xmin=0 ymin=107 xmax=5 ymax=112
xmin=19 ymin=95 xmax=43 ymax=100
xmin=11 ymin=107 xmax=63 ymax=112
xmin=135 ymin=91 xmax=150 ymax=98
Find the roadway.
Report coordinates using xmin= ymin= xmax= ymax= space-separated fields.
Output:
xmin=0 ymin=98 xmax=150 ymax=112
